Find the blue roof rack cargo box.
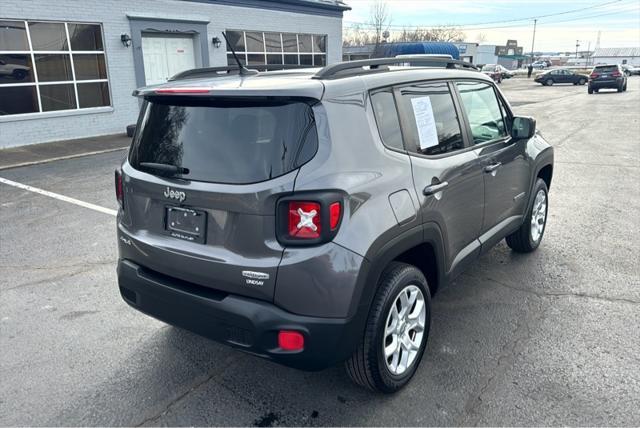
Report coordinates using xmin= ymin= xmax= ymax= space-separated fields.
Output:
xmin=376 ymin=42 xmax=461 ymax=60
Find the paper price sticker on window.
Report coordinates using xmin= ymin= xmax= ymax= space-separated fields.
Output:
xmin=410 ymin=96 xmax=439 ymax=150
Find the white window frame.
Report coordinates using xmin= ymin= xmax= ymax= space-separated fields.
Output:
xmin=225 ymin=30 xmax=327 ymax=67
xmin=0 ymin=19 xmax=112 ymax=119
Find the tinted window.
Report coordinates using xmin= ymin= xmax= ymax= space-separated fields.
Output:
xmin=0 ymin=54 xmax=34 ymax=84
xmin=264 ymin=32 xmax=281 ymax=52
xmin=34 ymin=54 xmax=73 ymax=81
xmin=245 ymin=32 xmax=263 ymax=52
xmin=0 ymin=86 xmax=38 ymax=114
xmin=398 ymin=82 xmax=464 ymax=156
xmin=130 ymin=98 xmax=318 ymax=184
xmin=39 ymin=84 xmax=76 ymax=111
xmin=0 ymin=20 xmax=29 ymax=50
xmin=77 ymin=82 xmax=110 ymax=108
xmin=67 ymin=24 xmax=103 ymax=51
xmin=456 ymin=81 xmax=508 ymax=144
xmin=73 ymin=54 xmax=107 ymax=80
xmin=371 ymin=90 xmax=403 ymax=150
xmin=594 ymin=65 xmax=617 ymax=73
xmin=29 ymin=22 xmax=68 ymax=51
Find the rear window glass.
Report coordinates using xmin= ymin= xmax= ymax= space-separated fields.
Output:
xmin=594 ymin=65 xmax=617 ymax=72
xmin=129 ymin=97 xmax=318 ymax=184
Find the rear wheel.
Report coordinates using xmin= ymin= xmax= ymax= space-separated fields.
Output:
xmin=623 ymin=82 xmax=628 ymax=91
xmin=506 ymin=178 xmax=548 ymax=253
xmin=578 ymin=78 xmax=586 ymax=85
xmin=345 ymin=262 xmax=431 ymax=393
xmin=546 ymin=79 xmax=554 ymax=86
xmin=588 ymin=86 xmax=594 ymax=94
xmin=618 ymin=83 xmax=623 ymax=92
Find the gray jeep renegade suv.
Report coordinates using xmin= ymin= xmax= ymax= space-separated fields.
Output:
xmin=116 ymin=57 xmax=554 ymax=392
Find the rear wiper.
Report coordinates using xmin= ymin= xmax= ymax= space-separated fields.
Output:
xmin=139 ymin=162 xmax=189 ymax=176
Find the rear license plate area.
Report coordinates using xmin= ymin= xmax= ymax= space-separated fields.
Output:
xmin=165 ymin=206 xmax=207 ymax=244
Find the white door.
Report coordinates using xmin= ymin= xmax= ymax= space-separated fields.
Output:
xmin=141 ymin=34 xmax=196 ymax=85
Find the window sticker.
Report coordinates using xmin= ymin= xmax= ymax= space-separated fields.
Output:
xmin=410 ymin=96 xmax=439 ymax=150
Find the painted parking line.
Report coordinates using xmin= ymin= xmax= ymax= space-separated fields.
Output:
xmin=0 ymin=177 xmax=117 ymax=217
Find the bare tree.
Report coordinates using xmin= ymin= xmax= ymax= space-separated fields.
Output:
xmin=393 ymin=26 xmax=466 ymax=43
xmin=369 ymin=0 xmax=391 ymax=45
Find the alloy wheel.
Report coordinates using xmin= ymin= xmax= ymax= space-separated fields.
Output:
xmin=383 ymin=285 xmax=426 ymax=376
xmin=530 ymin=189 xmax=547 ymax=243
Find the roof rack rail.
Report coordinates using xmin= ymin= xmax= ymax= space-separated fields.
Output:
xmin=169 ymin=64 xmax=310 ymax=81
xmin=312 ymin=56 xmax=478 ymax=79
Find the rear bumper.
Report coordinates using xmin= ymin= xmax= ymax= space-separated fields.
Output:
xmin=117 ymin=259 xmax=364 ymax=370
xmin=589 ymin=78 xmax=623 ymax=88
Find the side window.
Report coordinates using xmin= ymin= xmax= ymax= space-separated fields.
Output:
xmin=397 ymin=81 xmax=464 ymax=156
xmin=370 ymin=89 xmax=404 ymax=151
xmin=455 ymin=81 xmax=508 ymax=144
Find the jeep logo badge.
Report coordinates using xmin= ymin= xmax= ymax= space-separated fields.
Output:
xmin=164 ymin=187 xmax=186 ymax=202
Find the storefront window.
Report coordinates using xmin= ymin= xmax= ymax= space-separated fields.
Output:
xmin=0 ymin=20 xmax=111 ymax=117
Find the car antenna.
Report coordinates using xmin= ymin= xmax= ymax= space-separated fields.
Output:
xmin=221 ymin=32 xmax=258 ymax=76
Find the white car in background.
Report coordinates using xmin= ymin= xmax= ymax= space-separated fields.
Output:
xmin=0 ymin=59 xmax=31 ymax=81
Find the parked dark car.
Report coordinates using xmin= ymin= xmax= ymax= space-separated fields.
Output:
xmin=535 ymin=68 xmax=588 ymax=86
xmin=481 ymin=64 xmax=502 ymax=83
xmin=116 ymin=56 xmax=554 ymax=393
xmin=588 ymin=64 xmax=628 ymax=94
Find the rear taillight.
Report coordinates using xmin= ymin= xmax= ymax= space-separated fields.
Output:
xmin=277 ymin=193 xmax=344 ymax=245
xmin=288 ymin=201 xmax=321 ymax=239
xmin=329 ymin=202 xmax=341 ymax=230
xmin=590 ymin=72 xmax=599 ymax=79
xmin=115 ymin=169 xmax=124 ymax=209
xmin=611 ymin=71 xmax=622 ymax=77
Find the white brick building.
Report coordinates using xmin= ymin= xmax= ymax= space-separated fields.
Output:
xmin=0 ymin=0 xmax=349 ymax=148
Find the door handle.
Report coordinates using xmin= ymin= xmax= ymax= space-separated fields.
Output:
xmin=423 ymin=181 xmax=449 ymax=196
xmin=484 ymin=162 xmax=502 ymax=173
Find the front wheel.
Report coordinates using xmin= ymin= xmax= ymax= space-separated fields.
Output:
xmin=506 ymin=178 xmax=549 ymax=253
xmin=345 ymin=262 xmax=431 ymax=393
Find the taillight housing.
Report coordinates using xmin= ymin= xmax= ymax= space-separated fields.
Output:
xmin=590 ymin=72 xmax=599 ymax=79
xmin=611 ymin=71 xmax=622 ymax=77
xmin=115 ymin=169 xmax=124 ymax=209
xmin=276 ymin=192 xmax=344 ymax=246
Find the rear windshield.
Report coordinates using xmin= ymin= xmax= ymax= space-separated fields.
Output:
xmin=594 ymin=65 xmax=617 ymax=72
xmin=129 ymin=97 xmax=318 ymax=184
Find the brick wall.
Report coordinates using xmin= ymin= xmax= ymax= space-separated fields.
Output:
xmin=0 ymin=0 xmax=343 ymax=148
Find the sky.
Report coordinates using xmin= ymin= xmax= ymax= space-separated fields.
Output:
xmin=342 ymin=0 xmax=640 ymax=52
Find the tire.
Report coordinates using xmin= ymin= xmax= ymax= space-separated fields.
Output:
xmin=545 ymin=79 xmax=553 ymax=86
xmin=506 ymin=178 xmax=549 ymax=253
xmin=12 ymin=69 xmax=27 ymax=80
xmin=617 ymin=83 xmax=623 ymax=92
xmin=623 ymin=82 xmax=627 ymax=91
xmin=345 ymin=262 xmax=431 ymax=393
xmin=588 ymin=86 xmax=594 ymax=94
xmin=578 ymin=78 xmax=586 ymax=85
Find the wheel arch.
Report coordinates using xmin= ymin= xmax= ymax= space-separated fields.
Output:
xmin=360 ymin=222 xmax=446 ymax=313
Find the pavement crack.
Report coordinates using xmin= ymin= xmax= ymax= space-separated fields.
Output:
xmin=466 ymin=274 xmax=640 ymax=306
xmin=134 ymin=372 xmax=220 ymax=427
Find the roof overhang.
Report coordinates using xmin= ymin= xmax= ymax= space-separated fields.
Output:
xmin=180 ymin=0 xmax=350 ymax=17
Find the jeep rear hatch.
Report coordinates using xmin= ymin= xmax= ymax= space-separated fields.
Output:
xmin=119 ymin=95 xmax=319 ymax=303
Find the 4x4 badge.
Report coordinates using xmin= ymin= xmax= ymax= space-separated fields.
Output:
xmin=164 ymin=187 xmax=186 ymax=202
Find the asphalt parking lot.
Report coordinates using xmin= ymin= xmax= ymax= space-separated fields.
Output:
xmin=1 ymin=77 xmax=639 ymax=426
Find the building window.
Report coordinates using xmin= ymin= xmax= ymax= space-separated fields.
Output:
xmin=0 ymin=19 xmax=110 ymax=117
xmin=225 ymin=30 xmax=327 ymax=69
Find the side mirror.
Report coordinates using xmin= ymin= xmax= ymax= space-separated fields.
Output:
xmin=511 ymin=116 xmax=536 ymax=139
